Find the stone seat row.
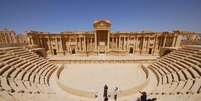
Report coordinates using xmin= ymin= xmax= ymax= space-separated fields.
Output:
xmin=0 ymin=47 xmax=57 ymax=99
xmin=148 ymin=46 xmax=201 ymax=95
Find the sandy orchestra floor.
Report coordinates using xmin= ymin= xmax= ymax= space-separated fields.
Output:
xmin=59 ymin=64 xmax=146 ymax=95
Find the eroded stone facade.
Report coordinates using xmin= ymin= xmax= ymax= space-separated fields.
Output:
xmin=0 ymin=28 xmax=17 ymax=45
xmin=27 ymin=19 xmax=197 ymax=55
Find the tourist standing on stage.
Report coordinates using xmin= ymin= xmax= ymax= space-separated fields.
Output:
xmin=139 ymin=91 xmax=147 ymax=101
xmin=103 ymin=84 xmax=108 ymax=101
xmin=113 ymin=87 xmax=118 ymax=101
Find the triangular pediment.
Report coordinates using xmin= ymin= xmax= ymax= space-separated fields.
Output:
xmin=93 ymin=19 xmax=111 ymax=30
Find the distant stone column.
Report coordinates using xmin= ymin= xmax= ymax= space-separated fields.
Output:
xmin=124 ymin=36 xmax=127 ymax=50
xmin=48 ymin=37 xmax=52 ymax=54
xmin=0 ymin=34 xmax=2 ymax=44
xmin=39 ymin=37 xmax=43 ymax=47
xmin=123 ymin=37 xmax=126 ymax=50
xmin=111 ymin=37 xmax=113 ymax=49
xmin=135 ymin=36 xmax=138 ymax=53
xmin=172 ymin=35 xmax=177 ymax=47
xmin=7 ymin=33 xmax=11 ymax=43
xmin=146 ymin=36 xmax=150 ymax=52
xmin=90 ymin=38 xmax=92 ymax=51
xmin=163 ymin=35 xmax=167 ymax=47
xmin=140 ymin=36 xmax=143 ymax=54
xmin=55 ymin=37 xmax=59 ymax=52
xmin=29 ymin=37 xmax=32 ymax=45
xmin=95 ymin=31 xmax=97 ymax=50
xmin=4 ymin=33 xmax=8 ymax=44
xmin=143 ymin=37 xmax=146 ymax=52
xmin=107 ymin=32 xmax=110 ymax=51
xmin=153 ymin=35 xmax=157 ymax=54
xmin=10 ymin=33 xmax=13 ymax=43
xmin=116 ymin=37 xmax=118 ymax=49
xmin=84 ymin=36 xmax=86 ymax=52
xmin=12 ymin=33 xmax=16 ymax=43
xmin=119 ymin=37 xmax=121 ymax=50
xmin=60 ymin=37 xmax=64 ymax=54
xmin=147 ymin=37 xmax=149 ymax=53
xmin=79 ymin=37 xmax=82 ymax=51
xmin=92 ymin=37 xmax=95 ymax=50
xmin=0 ymin=34 xmax=1 ymax=43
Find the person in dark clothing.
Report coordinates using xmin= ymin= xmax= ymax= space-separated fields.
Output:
xmin=114 ymin=87 xmax=118 ymax=101
xmin=103 ymin=84 xmax=108 ymax=98
xmin=139 ymin=91 xmax=147 ymax=101
xmin=104 ymin=97 xmax=108 ymax=101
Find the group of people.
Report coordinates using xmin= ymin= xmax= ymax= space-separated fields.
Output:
xmin=103 ymin=84 xmax=118 ymax=101
xmin=94 ymin=84 xmax=156 ymax=101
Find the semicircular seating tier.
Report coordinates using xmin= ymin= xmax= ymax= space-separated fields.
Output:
xmin=0 ymin=47 xmax=57 ymax=100
xmin=0 ymin=46 xmax=201 ymax=101
xmin=146 ymin=45 xmax=201 ymax=101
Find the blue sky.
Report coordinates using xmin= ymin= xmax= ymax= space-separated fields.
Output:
xmin=0 ymin=0 xmax=201 ymax=33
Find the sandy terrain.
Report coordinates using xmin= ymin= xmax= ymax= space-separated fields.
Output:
xmin=59 ymin=64 xmax=146 ymax=93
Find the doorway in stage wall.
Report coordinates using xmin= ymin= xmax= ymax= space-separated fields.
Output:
xmin=53 ymin=49 xmax=57 ymax=55
xmin=72 ymin=48 xmax=76 ymax=54
xmin=149 ymin=48 xmax=152 ymax=54
xmin=129 ymin=47 xmax=134 ymax=54
xmin=96 ymin=30 xmax=108 ymax=55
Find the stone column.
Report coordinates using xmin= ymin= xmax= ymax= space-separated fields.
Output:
xmin=69 ymin=37 xmax=71 ymax=53
xmin=55 ymin=37 xmax=59 ymax=52
xmin=119 ymin=37 xmax=121 ymax=50
xmin=125 ymin=37 xmax=127 ymax=50
xmin=111 ymin=37 xmax=113 ymax=49
xmin=12 ymin=33 xmax=17 ymax=43
xmin=30 ymin=37 xmax=33 ymax=45
xmin=141 ymin=37 xmax=144 ymax=54
xmin=4 ymin=33 xmax=8 ymax=44
xmin=60 ymin=36 xmax=64 ymax=55
xmin=10 ymin=33 xmax=13 ymax=43
xmin=123 ymin=37 xmax=125 ymax=50
xmin=115 ymin=37 xmax=118 ymax=49
xmin=1 ymin=34 xmax=4 ymax=44
xmin=155 ymin=36 xmax=159 ymax=54
xmin=84 ymin=36 xmax=86 ymax=52
xmin=0 ymin=34 xmax=1 ymax=44
xmin=172 ymin=35 xmax=177 ymax=47
xmin=9 ymin=33 xmax=13 ymax=43
xmin=89 ymin=38 xmax=91 ymax=51
xmin=145 ymin=37 xmax=148 ymax=53
xmin=7 ymin=33 xmax=11 ymax=43
xmin=163 ymin=35 xmax=167 ymax=47
xmin=147 ymin=37 xmax=150 ymax=52
xmin=95 ymin=31 xmax=97 ymax=50
xmin=135 ymin=36 xmax=138 ymax=53
xmin=39 ymin=37 xmax=42 ymax=47
xmin=47 ymin=37 xmax=51 ymax=54
xmin=79 ymin=37 xmax=81 ymax=51
xmin=92 ymin=38 xmax=95 ymax=50
xmin=107 ymin=32 xmax=110 ymax=51
xmin=86 ymin=37 xmax=88 ymax=51
xmin=81 ymin=37 xmax=83 ymax=51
